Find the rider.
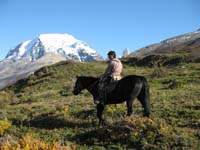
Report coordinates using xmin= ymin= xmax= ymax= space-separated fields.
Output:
xmin=94 ymin=50 xmax=123 ymax=104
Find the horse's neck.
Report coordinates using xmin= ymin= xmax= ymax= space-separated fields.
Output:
xmin=84 ymin=77 xmax=99 ymax=94
xmin=82 ymin=77 xmax=93 ymax=87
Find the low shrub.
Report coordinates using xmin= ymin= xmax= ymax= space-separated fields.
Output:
xmin=0 ymin=120 xmax=12 ymax=136
xmin=0 ymin=135 xmax=75 ymax=150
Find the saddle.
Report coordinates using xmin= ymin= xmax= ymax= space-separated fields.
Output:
xmin=104 ymin=80 xmax=118 ymax=93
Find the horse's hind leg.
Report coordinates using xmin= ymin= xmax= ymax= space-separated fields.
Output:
xmin=126 ymin=84 xmax=143 ymax=116
xmin=137 ymin=93 xmax=150 ymax=117
xmin=97 ymin=104 xmax=105 ymax=125
xmin=138 ymin=78 xmax=150 ymax=117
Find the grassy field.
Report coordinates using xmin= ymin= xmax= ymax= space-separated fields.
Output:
xmin=0 ymin=60 xmax=199 ymax=149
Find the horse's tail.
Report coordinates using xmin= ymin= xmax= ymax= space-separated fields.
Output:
xmin=140 ymin=77 xmax=150 ymax=117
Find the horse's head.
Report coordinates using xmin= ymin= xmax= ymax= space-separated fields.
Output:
xmin=73 ymin=76 xmax=84 ymax=95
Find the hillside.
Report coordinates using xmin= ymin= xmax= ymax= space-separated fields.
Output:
xmin=129 ymin=29 xmax=200 ymax=58
xmin=124 ymin=29 xmax=200 ymax=68
xmin=0 ymin=60 xmax=200 ymax=149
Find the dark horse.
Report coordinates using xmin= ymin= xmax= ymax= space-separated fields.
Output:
xmin=73 ymin=75 xmax=150 ymax=125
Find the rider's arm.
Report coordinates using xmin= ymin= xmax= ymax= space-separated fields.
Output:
xmin=104 ymin=61 xmax=114 ymax=76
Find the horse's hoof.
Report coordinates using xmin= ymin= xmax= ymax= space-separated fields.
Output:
xmin=99 ymin=119 xmax=110 ymax=126
xmin=143 ymin=112 xmax=150 ymax=118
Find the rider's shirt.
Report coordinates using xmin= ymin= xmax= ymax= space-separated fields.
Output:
xmin=104 ymin=58 xmax=123 ymax=77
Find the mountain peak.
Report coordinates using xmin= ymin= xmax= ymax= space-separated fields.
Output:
xmin=38 ymin=33 xmax=77 ymax=45
xmin=6 ymin=33 xmax=102 ymax=62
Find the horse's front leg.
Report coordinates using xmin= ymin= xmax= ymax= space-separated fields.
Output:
xmin=126 ymin=99 xmax=133 ymax=116
xmin=97 ymin=104 xmax=106 ymax=125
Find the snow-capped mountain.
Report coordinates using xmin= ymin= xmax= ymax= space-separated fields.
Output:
xmin=6 ymin=33 xmax=102 ymax=62
xmin=0 ymin=34 xmax=103 ymax=90
xmin=128 ymin=29 xmax=200 ymax=57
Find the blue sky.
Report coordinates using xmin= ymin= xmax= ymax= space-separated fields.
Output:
xmin=0 ymin=0 xmax=199 ymax=60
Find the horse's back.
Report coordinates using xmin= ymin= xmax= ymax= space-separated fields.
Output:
xmin=120 ymin=75 xmax=147 ymax=83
